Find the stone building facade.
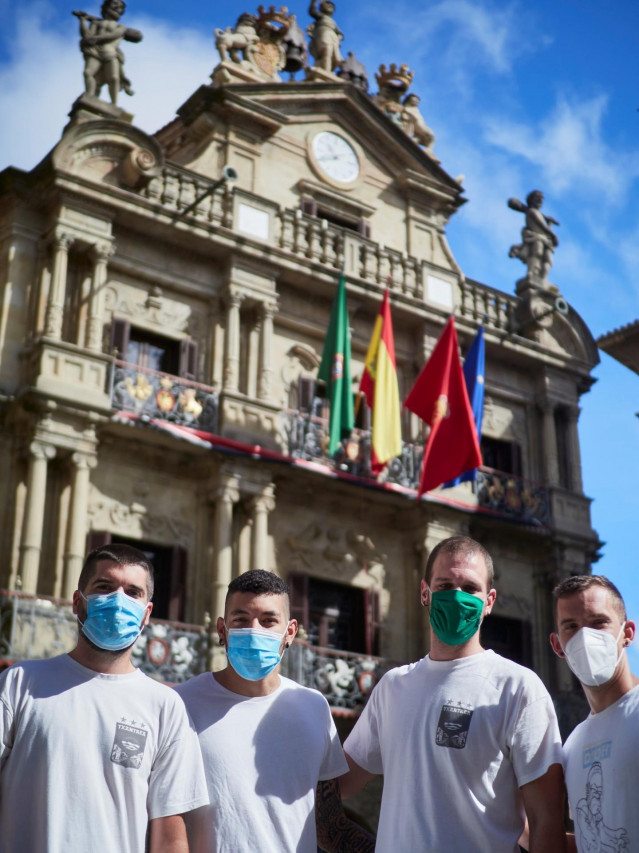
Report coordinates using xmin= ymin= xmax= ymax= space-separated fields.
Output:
xmin=0 ymin=5 xmax=599 ymax=738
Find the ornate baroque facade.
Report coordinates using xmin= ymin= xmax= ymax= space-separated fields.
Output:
xmin=0 ymin=4 xmax=599 ymax=737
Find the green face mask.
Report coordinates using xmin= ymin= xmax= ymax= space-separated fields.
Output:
xmin=428 ymin=589 xmax=485 ymax=646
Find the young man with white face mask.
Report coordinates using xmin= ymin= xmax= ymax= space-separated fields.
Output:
xmin=550 ymin=575 xmax=638 ymax=853
xmin=0 ymin=543 xmax=209 ymax=853
xmin=341 ymin=535 xmax=567 ymax=852
xmin=175 ymin=569 xmax=374 ymax=853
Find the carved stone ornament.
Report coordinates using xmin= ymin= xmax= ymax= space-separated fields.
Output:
xmin=53 ymin=119 xmax=163 ymax=190
xmin=212 ymin=6 xmax=293 ymax=85
xmin=284 ymin=520 xmax=386 ymax=583
xmin=87 ymin=496 xmax=194 ymax=546
xmin=372 ymin=63 xmax=436 ymax=151
xmin=337 ymin=51 xmax=368 ymax=91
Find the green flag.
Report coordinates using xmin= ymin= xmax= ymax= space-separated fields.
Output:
xmin=317 ymin=274 xmax=354 ymax=456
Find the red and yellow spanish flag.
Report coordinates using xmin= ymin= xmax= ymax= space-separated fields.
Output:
xmin=359 ymin=290 xmax=402 ymax=474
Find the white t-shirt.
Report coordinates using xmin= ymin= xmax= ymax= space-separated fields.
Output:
xmin=345 ymin=649 xmax=562 ymax=852
xmin=563 ymin=684 xmax=639 ymax=853
xmin=175 ymin=672 xmax=348 ymax=853
xmin=0 ymin=654 xmax=209 ymax=853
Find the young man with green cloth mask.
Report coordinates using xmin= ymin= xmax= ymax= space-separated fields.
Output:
xmin=341 ymin=535 xmax=568 ymax=853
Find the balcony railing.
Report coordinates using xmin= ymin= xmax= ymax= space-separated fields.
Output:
xmin=281 ymin=409 xmax=423 ymax=487
xmin=281 ymin=640 xmax=394 ymax=715
xmin=281 ymin=409 xmax=549 ymax=525
xmin=110 ymin=361 xmax=219 ymax=433
xmin=0 ymin=591 xmax=209 ymax=683
xmin=476 ymin=467 xmax=550 ymax=527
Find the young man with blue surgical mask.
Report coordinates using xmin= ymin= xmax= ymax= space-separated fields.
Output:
xmin=0 ymin=543 xmax=208 ymax=853
xmin=341 ymin=535 xmax=567 ymax=852
xmin=175 ymin=569 xmax=374 ymax=853
xmin=550 ymin=575 xmax=638 ymax=853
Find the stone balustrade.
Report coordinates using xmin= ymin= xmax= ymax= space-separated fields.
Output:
xmin=139 ymin=167 xmax=518 ymax=333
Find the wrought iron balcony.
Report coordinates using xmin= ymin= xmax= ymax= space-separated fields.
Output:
xmin=0 ymin=591 xmax=209 ymax=683
xmin=280 ymin=409 xmax=422 ymax=487
xmin=476 ymin=467 xmax=550 ymax=527
xmin=281 ymin=640 xmax=394 ymax=716
xmin=281 ymin=410 xmax=549 ymax=525
xmin=110 ymin=361 xmax=219 ymax=433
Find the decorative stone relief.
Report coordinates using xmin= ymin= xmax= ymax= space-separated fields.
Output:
xmin=104 ymin=284 xmax=203 ymax=336
xmin=284 ymin=520 xmax=386 ymax=586
xmin=482 ymin=396 xmax=526 ymax=444
xmin=87 ymin=497 xmax=193 ymax=546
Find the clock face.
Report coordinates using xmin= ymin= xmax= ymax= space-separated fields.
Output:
xmin=312 ymin=132 xmax=360 ymax=184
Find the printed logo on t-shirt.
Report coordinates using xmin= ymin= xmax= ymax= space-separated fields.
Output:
xmin=435 ymin=701 xmax=473 ymax=749
xmin=574 ymin=761 xmax=629 ymax=851
xmin=110 ymin=718 xmax=148 ymax=769
xmin=582 ymin=740 xmax=612 ymax=768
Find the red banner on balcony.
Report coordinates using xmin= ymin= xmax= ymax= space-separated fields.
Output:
xmin=404 ymin=317 xmax=482 ymax=497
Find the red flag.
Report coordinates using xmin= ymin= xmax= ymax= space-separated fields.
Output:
xmin=404 ymin=317 xmax=482 ymax=497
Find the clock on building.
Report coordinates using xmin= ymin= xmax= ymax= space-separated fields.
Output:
xmin=311 ymin=131 xmax=360 ymax=184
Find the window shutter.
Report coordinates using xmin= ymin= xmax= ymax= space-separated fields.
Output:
xmin=511 ymin=442 xmax=522 ymax=478
xmin=287 ymin=572 xmax=309 ymax=635
xmin=300 ymin=198 xmax=318 ymax=217
xmin=179 ymin=339 xmax=198 ymax=381
xmin=168 ymin=546 xmax=187 ymax=622
xmin=363 ymin=587 xmax=381 ymax=656
xmin=109 ymin=318 xmax=130 ymax=361
xmin=85 ymin=530 xmax=112 ymax=554
xmin=297 ymin=376 xmax=315 ymax=411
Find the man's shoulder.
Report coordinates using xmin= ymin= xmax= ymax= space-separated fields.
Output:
xmin=278 ymin=675 xmax=333 ymax=709
xmin=479 ymin=650 xmax=549 ymax=691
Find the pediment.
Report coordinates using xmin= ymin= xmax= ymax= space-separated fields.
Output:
xmin=162 ymin=81 xmax=464 ymax=218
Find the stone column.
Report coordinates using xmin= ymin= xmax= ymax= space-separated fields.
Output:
xmin=223 ymin=292 xmax=243 ymax=393
xmin=249 ymin=487 xmax=275 ymax=572
xmin=62 ymin=452 xmax=98 ymax=598
xmin=211 ymin=477 xmax=240 ymax=621
xmin=566 ymin=406 xmax=583 ymax=493
xmin=86 ymin=242 xmax=114 ymax=351
xmin=44 ymin=232 xmax=72 ymax=339
xmin=540 ymin=401 xmax=559 ymax=486
xmin=257 ymin=302 xmax=276 ymax=401
xmin=18 ymin=441 xmax=57 ymax=593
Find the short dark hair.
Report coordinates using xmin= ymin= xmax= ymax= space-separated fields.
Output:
xmin=552 ymin=575 xmax=626 ymax=624
xmin=78 ymin=544 xmax=154 ymax=599
xmin=225 ymin=570 xmax=289 ymax=615
xmin=424 ymin=536 xmax=494 ymax=589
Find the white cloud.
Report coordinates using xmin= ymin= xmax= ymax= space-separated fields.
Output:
xmin=0 ymin=3 xmax=214 ymax=172
xmin=483 ymin=95 xmax=639 ymax=204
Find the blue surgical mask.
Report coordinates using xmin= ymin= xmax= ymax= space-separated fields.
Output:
xmin=79 ymin=590 xmax=148 ymax=651
xmin=225 ymin=625 xmax=289 ymax=681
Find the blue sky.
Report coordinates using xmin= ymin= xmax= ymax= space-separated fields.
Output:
xmin=1 ymin=0 xmax=638 ymax=659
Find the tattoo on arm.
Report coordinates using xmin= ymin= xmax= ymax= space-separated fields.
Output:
xmin=315 ymin=778 xmax=376 ymax=853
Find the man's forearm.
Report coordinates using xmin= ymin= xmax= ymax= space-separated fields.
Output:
xmin=316 ymin=779 xmax=375 ymax=853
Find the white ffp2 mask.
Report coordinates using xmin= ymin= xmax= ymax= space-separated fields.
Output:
xmin=563 ymin=625 xmax=625 ymax=687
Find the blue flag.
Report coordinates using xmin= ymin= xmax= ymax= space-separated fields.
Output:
xmin=443 ymin=326 xmax=485 ymax=487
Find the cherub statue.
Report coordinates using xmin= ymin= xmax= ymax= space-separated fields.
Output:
xmin=307 ymin=0 xmax=343 ymax=73
xmin=508 ymin=190 xmax=559 ymax=282
xmin=401 ymin=93 xmax=435 ymax=149
xmin=73 ymin=0 xmax=142 ymax=106
xmin=214 ymin=13 xmax=259 ymax=65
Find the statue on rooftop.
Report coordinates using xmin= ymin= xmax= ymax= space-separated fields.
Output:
xmin=307 ymin=1 xmax=343 ymax=73
xmin=73 ymin=1 xmax=142 ymax=106
xmin=401 ymin=93 xmax=435 ymax=149
xmin=214 ymin=13 xmax=259 ymax=65
xmin=508 ymin=190 xmax=559 ymax=283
